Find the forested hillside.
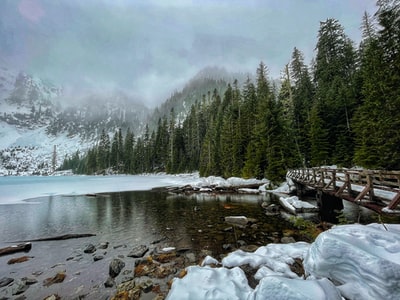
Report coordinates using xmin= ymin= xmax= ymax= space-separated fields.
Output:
xmin=61 ymin=1 xmax=400 ymax=182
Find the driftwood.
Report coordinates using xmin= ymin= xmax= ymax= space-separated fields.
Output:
xmin=0 ymin=242 xmax=32 ymax=256
xmin=22 ymin=233 xmax=96 ymax=242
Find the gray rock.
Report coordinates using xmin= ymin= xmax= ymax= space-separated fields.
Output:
xmin=98 ymin=242 xmax=109 ymax=249
xmin=83 ymin=243 xmax=96 ymax=254
xmin=12 ymin=279 xmax=29 ymax=295
xmin=93 ymin=255 xmax=104 ymax=262
xmin=0 ymin=276 xmax=14 ymax=287
xmin=109 ymin=258 xmax=125 ymax=278
xmin=104 ymin=277 xmax=114 ymax=288
xmin=281 ymin=236 xmax=296 ymax=244
xmin=185 ymin=252 xmax=196 ymax=263
xmin=225 ymin=216 xmax=249 ymax=226
xmin=21 ymin=277 xmax=37 ymax=285
xmin=127 ymin=245 xmax=149 ymax=258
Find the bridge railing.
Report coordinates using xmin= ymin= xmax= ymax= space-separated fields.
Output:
xmin=287 ymin=168 xmax=400 ymax=211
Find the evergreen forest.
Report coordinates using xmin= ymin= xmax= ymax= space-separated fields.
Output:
xmin=60 ymin=1 xmax=400 ymax=183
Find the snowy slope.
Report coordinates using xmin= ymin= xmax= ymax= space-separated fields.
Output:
xmin=0 ymin=67 xmax=149 ymax=175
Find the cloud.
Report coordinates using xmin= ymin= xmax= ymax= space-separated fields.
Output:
xmin=1 ymin=0 xmax=377 ymax=107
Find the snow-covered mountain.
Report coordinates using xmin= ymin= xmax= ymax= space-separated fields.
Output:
xmin=0 ymin=66 xmax=149 ymax=175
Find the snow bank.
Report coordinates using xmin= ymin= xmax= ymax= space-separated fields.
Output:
xmin=304 ymin=224 xmax=400 ymax=300
xmin=168 ymin=224 xmax=400 ymax=300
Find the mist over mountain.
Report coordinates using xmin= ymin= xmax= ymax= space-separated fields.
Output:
xmin=0 ymin=64 xmax=151 ymax=175
xmin=0 ymin=63 xmax=245 ymax=175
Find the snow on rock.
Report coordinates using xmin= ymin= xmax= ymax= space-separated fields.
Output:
xmin=167 ymin=266 xmax=253 ymax=300
xmin=279 ymin=195 xmax=318 ymax=214
xmin=167 ymin=224 xmax=400 ymax=300
xmin=250 ymin=276 xmax=341 ymax=300
xmin=201 ymin=256 xmax=220 ymax=267
xmin=189 ymin=176 xmax=268 ymax=189
xmin=238 ymin=188 xmax=260 ymax=194
xmin=222 ymin=242 xmax=310 ymax=279
xmin=304 ymin=224 xmax=400 ymax=300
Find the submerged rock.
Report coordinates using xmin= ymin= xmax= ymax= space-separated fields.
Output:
xmin=225 ymin=216 xmax=249 ymax=226
xmin=0 ymin=277 xmax=14 ymax=287
xmin=43 ymin=272 xmax=66 ymax=287
xmin=7 ymin=256 xmax=32 ymax=265
xmin=12 ymin=279 xmax=29 ymax=295
xmin=83 ymin=243 xmax=96 ymax=254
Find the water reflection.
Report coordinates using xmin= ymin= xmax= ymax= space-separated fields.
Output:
xmin=1 ymin=190 xmax=398 ymax=251
xmin=0 ymin=191 xmax=291 ymax=254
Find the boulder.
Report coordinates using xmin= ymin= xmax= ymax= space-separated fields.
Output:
xmin=109 ymin=258 xmax=125 ymax=278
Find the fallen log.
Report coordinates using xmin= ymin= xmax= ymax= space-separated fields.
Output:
xmin=14 ymin=233 xmax=96 ymax=243
xmin=0 ymin=242 xmax=32 ymax=257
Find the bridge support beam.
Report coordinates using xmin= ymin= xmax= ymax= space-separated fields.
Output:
xmin=316 ymin=190 xmax=344 ymax=223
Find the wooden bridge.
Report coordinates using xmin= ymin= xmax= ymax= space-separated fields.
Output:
xmin=287 ymin=168 xmax=400 ymax=214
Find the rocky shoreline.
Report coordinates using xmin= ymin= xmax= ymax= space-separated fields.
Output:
xmin=0 ymin=211 xmax=311 ymax=300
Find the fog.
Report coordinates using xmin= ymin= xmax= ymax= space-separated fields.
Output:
xmin=0 ymin=0 xmax=376 ymax=107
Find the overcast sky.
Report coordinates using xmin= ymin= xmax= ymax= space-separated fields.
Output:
xmin=1 ymin=0 xmax=377 ymax=107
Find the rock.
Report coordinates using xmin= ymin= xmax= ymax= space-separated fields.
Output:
xmin=104 ymin=277 xmax=115 ymax=288
xmin=93 ymin=255 xmax=104 ymax=261
xmin=7 ymin=256 xmax=32 ymax=265
xmin=12 ymin=279 xmax=29 ymax=295
xmin=281 ymin=236 xmax=296 ymax=244
xmin=98 ymin=242 xmax=109 ymax=249
xmin=222 ymin=244 xmax=234 ymax=251
xmin=240 ymin=245 xmax=259 ymax=252
xmin=225 ymin=216 xmax=249 ymax=226
xmin=43 ymin=272 xmax=66 ymax=287
xmin=139 ymin=280 xmax=153 ymax=293
xmin=109 ymin=258 xmax=125 ymax=278
xmin=185 ymin=252 xmax=196 ymax=263
xmin=21 ymin=277 xmax=37 ymax=285
xmin=127 ymin=245 xmax=149 ymax=258
xmin=0 ymin=277 xmax=14 ymax=287
xmin=237 ymin=240 xmax=246 ymax=247
xmin=153 ymin=249 xmax=177 ymax=263
xmin=83 ymin=243 xmax=96 ymax=254
xmin=31 ymin=271 xmax=43 ymax=276
xmin=223 ymin=227 xmax=233 ymax=232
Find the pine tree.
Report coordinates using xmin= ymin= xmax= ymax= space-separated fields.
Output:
xmin=313 ymin=18 xmax=357 ymax=166
xmin=290 ymin=47 xmax=314 ymax=165
xmin=124 ymin=128 xmax=134 ymax=173
xmin=354 ymin=1 xmax=400 ymax=169
xmin=97 ymin=129 xmax=110 ymax=171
